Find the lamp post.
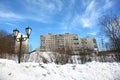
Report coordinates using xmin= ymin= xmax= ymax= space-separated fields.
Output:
xmin=13 ymin=27 xmax=32 ymax=63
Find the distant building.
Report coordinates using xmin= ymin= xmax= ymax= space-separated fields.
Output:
xmin=40 ymin=33 xmax=77 ymax=52
xmin=14 ymin=33 xmax=28 ymax=54
xmin=0 ymin=33 xmax=28 ymax=54
xmin=79 ymin=37 xmax=98 ymax=54
xmin=40 ymin=33 xmax=98 ymax=54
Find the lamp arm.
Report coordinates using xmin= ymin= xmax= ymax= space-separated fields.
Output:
xmin=14 ymin=38 xmax=20 ymax=42
xmin=22 ymin=37 xmax=28 ymax=41
xmin=14 ymin=37 xmax=28 ymax=42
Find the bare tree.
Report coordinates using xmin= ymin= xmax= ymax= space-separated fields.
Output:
xmin=53 ymin=52 xmax=71 ymax=64
xmin=99 ymin=13 xmax=120 ymax=61
xmin=99 ymin=13 xmax=120 ymax=51
xmin=0 ymin=30 xmax=8 ymax=38
xmin=54 ymin=40 xmax=72 ymax=64
xmin=0 ymin=30 xmax=15 ymax=58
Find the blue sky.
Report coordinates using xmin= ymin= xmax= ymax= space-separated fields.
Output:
xmin=0 ymin=0 xmax=120 ymax=50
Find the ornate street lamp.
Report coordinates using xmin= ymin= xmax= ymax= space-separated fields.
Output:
xmin=13 ymin=27 xmax=32 ymax=63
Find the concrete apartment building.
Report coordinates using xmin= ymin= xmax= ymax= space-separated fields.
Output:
xmin=40 ymin=33 xmax=98 ymax=54
xmin=79 ymin=37 xmax=98 ymax=53
xmin=40 ymin=33 xmax=78 ymax=52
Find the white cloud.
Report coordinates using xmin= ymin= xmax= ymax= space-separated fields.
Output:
xmin=0 ymin=0 xmax=115 ymax=25
xmin=0 ymin=11 xmax=22 ymax=19
xmin=24 ymin=0 xmax=63 ymax=15
xmin=0 ymin=0 xmax=64 ymax=23
xmin=80 ymin=18 xmax=92 ymax=27
xmin=69 ymin=0 xmax=97 ymax=28
xmin=61 ymin=26 xmax=68 ymax=30
xmin=86 ymin=0 xmax=95 ymax=12
xmin=0 ymin=2 xmax=23 ymax=21
xmin=80 ymin=0 xmax=97 ymax=28
xmin=5 ymin=22 xmax=16 ymax=26
xmin=77 ymin=0 xmax=114 ymax=28
xmin=59 ymin=22 xmax=70 ymax=33
xmin=88 ymin=32 xmax=97 ymax=35
xmin=103 ymin=0 xmax=113 ymax=10
xmin=71 ymin=15 xmax=81 ymax=26
xmin=22 ymin=0 xmax=64 ymax=23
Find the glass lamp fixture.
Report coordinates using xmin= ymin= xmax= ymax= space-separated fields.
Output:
xmin=26 ymin=27 xmax=32 ymax=38
xmin=13 ymin=29 xmax=19 ymax=39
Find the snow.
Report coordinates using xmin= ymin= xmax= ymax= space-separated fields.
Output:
xmin=28 ymin=52 xmax=55 ymax=63
xmin=0 ymin=59 xmax=120 ymax=80
xmin=2 ymin=51 xmax=116 ymax=64
xmin=27 ymin=51 xmax=116 ymax=64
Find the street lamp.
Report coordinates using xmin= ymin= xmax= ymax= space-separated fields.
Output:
xmin=13 ymin=27 xmax=32 ymax=63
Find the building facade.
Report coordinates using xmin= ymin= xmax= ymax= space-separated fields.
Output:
xmin=0 ymin=33 xmax=28 ymax=54
xmin=78 ymin=37 xmax=98 ymax=54
xmin=40 ymin=33 xmax=98 ymax=54
xmin=14 ymin=33 xmax=28 ymax=54
xmin=40 ymin=33 xmax=77 ymax=52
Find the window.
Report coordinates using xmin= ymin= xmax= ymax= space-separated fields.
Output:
xmin=85 ymin=42 xmax=87 ymax=44
xmin=93 ymin=39 xmax=96 ymax=43
xmin=94 ymin=45 xmax=97 ymax=48
xmin=74 ymin=43 xmax=79 ymax=45
xmin=73 ymin=38 xmax=78 ymax=40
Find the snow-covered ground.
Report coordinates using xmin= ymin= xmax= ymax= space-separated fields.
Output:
xmin=0 ymin=59 xmax=120 ymax=80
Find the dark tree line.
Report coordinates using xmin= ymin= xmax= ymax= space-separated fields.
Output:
xmin=0 ymin=30 xmax=15 ymax=57
xmin=0 ymin=30 xmax=14 ymax=53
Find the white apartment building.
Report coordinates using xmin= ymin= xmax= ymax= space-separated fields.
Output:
xmin=40 ymin=33 xmax=98 ymax=54
xmin=40 ymin=33 xmax=78 ymax=52
xmin=79 ymin=37 xmax=98 ymax=53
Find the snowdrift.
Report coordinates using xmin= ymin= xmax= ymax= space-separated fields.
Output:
xmin=27 ymin=51 xmax=116 ymax=64
xmin=1 ymin=51 xmax=116 ymax=64
xmin=0 ymin=59 xmax=120 ymax=80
